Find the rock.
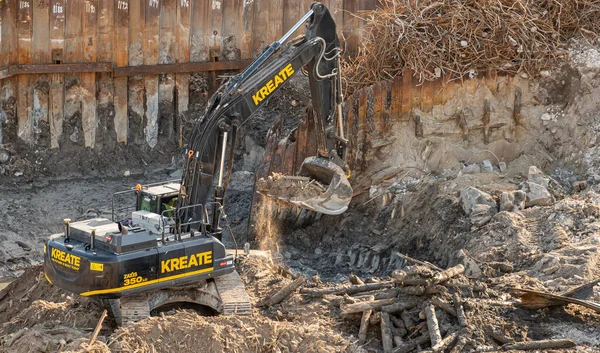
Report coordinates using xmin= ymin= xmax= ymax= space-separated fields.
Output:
xmin=460 ymin=187 xmax=497 ymax=215
xmin=470 ymin=204 xmax=497 ymax=226
xmin=69 ymin=127 xmax=80 ymax=143
xmin=520 ymin=181 xmax=555 ymax=207
xmin=528 ymin=166 xmax=549 ymax=187
xmin=0 ymin=149 xmax=9 ymax=164
xmin=462 ymin=164 xmax=481 ymax=174
xmin=499 ymin=161 xmax=507 ymax=173
xmin=572 ymin=180 xmax=587 ymax=192
xmin=458 ymin=249 xmax=482 ymax=278
xmin=481 ymin=160 xmax=494 ymax=173
xmin=169 ymin=169 xmax=183 ymax=179
xmin=14 ymin=172 xmax=23 ymax=177
xmin=499 ymin=190 xmax=526 ymax=212
xmin=314 ymin=248 xmax=323 ymax=255
xmin=540 ymin=113 xmax=553 ymax=121
xmin=124 ymin=170 xmax=131 ymax=177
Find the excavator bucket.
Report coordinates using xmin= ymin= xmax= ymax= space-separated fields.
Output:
xmin=255 ymin=156 xmax=352 ymax=215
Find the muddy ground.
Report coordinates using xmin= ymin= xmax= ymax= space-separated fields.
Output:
xmin=1 ymin=44 xmax=600 ymax=352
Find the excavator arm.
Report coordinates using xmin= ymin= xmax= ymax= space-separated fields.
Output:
xmin=176 ymin=2 xmax=352 ymax=240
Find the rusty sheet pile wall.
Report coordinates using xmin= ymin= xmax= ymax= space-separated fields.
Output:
xmin=0 ymin=0 xmax=374 ymax=150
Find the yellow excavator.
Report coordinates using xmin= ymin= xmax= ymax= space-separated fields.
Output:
xmin=43 ymin=2 xmax=353 ymax=325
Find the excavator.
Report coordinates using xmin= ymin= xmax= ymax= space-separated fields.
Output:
xmin=43 ymin=2 xmax=352 ymax=325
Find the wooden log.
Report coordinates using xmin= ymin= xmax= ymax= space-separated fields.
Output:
xmin=370 ymin=311 xmax=381 ymax=325
xmin=381 ymin=312 xmax=394 ymax=353
xmin=350 ymin=274 xmax=365 ymax=285
xmin=424 ymin=303 xmax=442 ymax=348
xmin=89 ymin=309 xmax=108 ymax=345
xmin=341 ymin=298 xmax=397 ymax=316
xmin=446 ymin=280 xmax=487 ymax=292
xmin=392 ymin=332 xmax=431 ymax=353
xmin=393 ymin=335 xmax=404 ymax=347
xmin=382 ymin=300 xmax=419 ymax=314
xmin=301 ymin=281 xmax=395 ymax=297
xmin=400 ymin=310 xmax=416 ymax=331
xmin=449 ymin=334 xmax=469 ymax=353
xmin=452 ymin=293 xmax=468 ymax=327
xmin=353 ymin=288 xmax=400 ymax=301
xmin=433 ymin=332 xmax=458 ymax=352
xmin=501 ymin=339 xmax=576 ymax=351
xmin=431 ymin=297 xmax=457 ymax=317
xmin=432 ymin=265 xmax=464 ymax=284
xmin=488 ymin=327 xmax=513 ymax=345
xmin=394 ymin=252 xmax=442 ymax=271
xmin=424 ymin=285 xmax=446 ymax=295
xmin=358 ymin=295 xmax=374 ymax=345
xmin=399 ymin=286 xmax=425 ymax=296
xmin=261 ymin=276 xmax=306 ymax=307
xmin=405 ymin=266 xmax=434 ymax=278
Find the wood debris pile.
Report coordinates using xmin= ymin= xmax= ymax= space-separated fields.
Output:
xmin=301 ymin=253 xmax=579 ymax=353
xmin=342 ymin=0 xmax=600 ymax=94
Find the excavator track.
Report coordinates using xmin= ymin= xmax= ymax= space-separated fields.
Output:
xmin=104 ymin=271 xmax=252 ymax=325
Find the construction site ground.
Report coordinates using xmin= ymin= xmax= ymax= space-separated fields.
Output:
xmin=2 ymin=42 xmax=600 ymax=353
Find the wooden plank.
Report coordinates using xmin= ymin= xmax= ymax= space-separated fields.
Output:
xmin=175 ymin=0 xmax=190 ymax=147
xmin=432 ymin=76 xmax=444 ymax=107
xmin=208 ymin=0 xmax=223 ymax=94
xmin=114 ymin=0 xmax=129 ymax=144
xmin=389 ymin=75 xmax=402 ymax=121
xmin=342 ymin=0 xmax=359 ymax=55
xmin=32 ymin=0 xmax=50 ymax=146
xmin=283 ymin=0 xmax=311 ymax=39
xmin=145 ymin=0 xmax=161 ymax=148
xmin=49 ymin=0 xmax=66 ymax=149
xmin=190 ymin=0 xmax=210 ymax=62
xmin=97 ymin=0 xmax=115 ymax=150
xmin=64 ymin=0 xmax=83 ymax=147
xmin=400 ymin=69 xmax=412 ymax=121
xmin=240 ymin=0 xmax=254 ymax=59
xmin=1 ymin=0 xmax=18 ymax=146
xmin=8 ymin=63 xmax=112 ymax=75
xmin=17 ymin=0 xmax=33 ymax=144
xmin=421 ymin=79 xmax=434 ymax=114
xmin=189 ymin=0 xmax=210 ymax=109
xmin=221 ymin=0 xmax=242 ymax=61
xmin=160 ymin=0 xmax=177 ymax=142
xmin=81 ymin=0 xmax=98 ymax=148
xmin=128 ymin=0 xmax=144 ymax=145
xmin=251 ymin=0 xmax=272 ymax=56
xmin=372 ymin=81 xmax=385 ymax=134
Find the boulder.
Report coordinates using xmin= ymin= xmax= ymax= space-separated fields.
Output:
xmin=499 ymin=161 xmax=507 ymax=173
xmin=460 ymin=187 xmax=497 ymax=215
xmin=520 ymin=181 xmax=555 ymax=207
xmin=481 ymin=160 xmax=494 ymax=173
xmin=499 ymin=190 xmax=526 ymax=212
xmin=458 ymin=249 xmax=482 ymax=278
xmin=462 ymin=164 xmax=481 ymax=174
xmin=470 ymin=204 xmax=497 ymax=226
xmin=528 ymin=166 xmax=549 ymax=187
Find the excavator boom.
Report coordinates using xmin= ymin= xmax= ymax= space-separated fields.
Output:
xmin=177 ymin=2 xmax=353 ymax=239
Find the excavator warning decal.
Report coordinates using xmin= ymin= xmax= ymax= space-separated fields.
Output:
xmin=252 ymin=63 xmax=295 ymax=105
xmin=50 ymin=248 xmax=81 ymax=271
xmin=161 ymin=251 xmax=213 ymax=274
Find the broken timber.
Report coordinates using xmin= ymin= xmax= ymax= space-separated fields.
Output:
xmin=0 ymin=60 xmax=253 ymax=80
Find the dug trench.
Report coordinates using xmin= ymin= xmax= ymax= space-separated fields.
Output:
xmin=1 ymin=46 xmax=600 ymax=352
